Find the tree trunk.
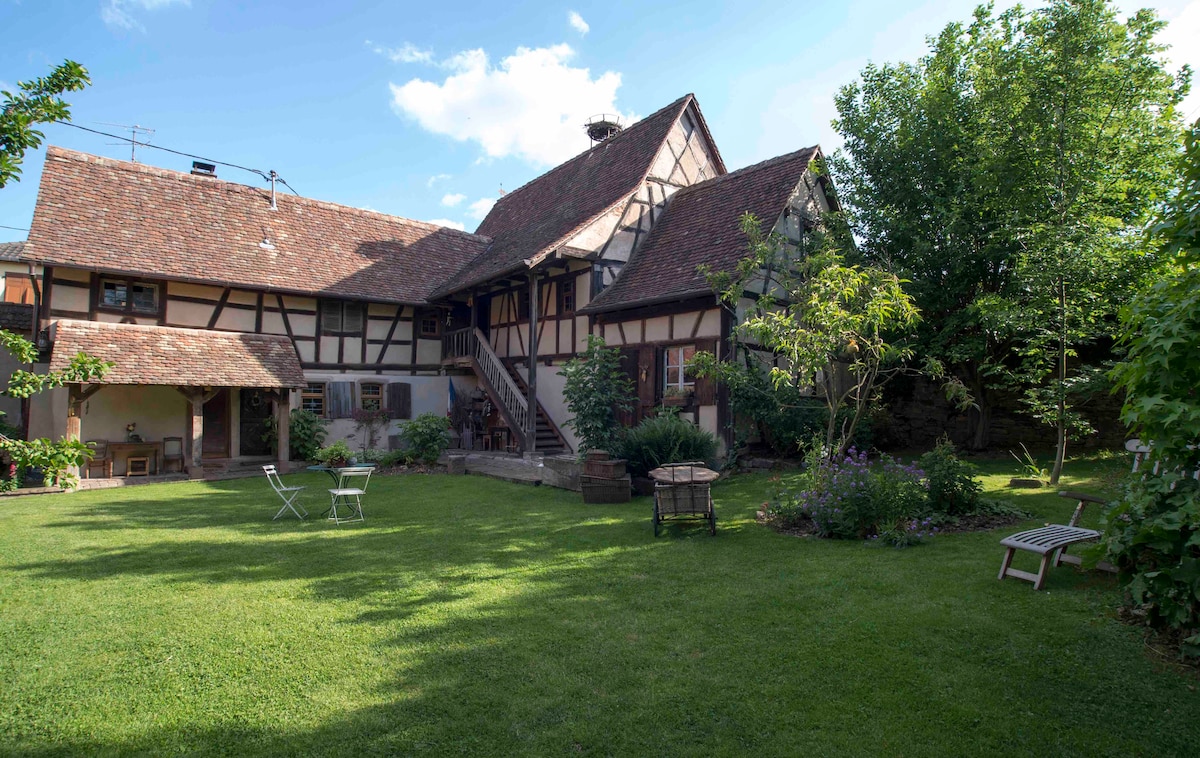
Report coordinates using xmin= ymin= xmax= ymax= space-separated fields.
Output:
xmin=1050 ymin=278 xmax=1067 ymax=485
xmin=967 ymin=370 xmax=992 ymax=451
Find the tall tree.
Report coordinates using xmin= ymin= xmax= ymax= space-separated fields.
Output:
xmin=0 ymin=60 xmax=105 ymax=488
xmin=832 ymin=0 xmax=1189 ymax=477
xmin=0 ymin=60 xmax=90 ymax=189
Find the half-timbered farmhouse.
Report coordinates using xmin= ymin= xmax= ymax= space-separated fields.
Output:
xmin=20 ymin=93 xmax=835 ymax=477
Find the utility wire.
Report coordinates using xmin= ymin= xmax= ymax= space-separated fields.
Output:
xmin=0 ymin=224 xmax=30 ymax=232
xmin=53 ymin=121 xmax=300 ymax=195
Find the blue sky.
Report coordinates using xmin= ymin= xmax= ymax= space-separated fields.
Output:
xmin=2 ymin=0 xmax=1197 ymax=243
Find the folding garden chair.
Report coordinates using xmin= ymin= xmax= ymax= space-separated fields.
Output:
xmin=328 ymin=468 xmax=372 ymax=525
xmin=263 ymin=464 xmax=308 ymax=520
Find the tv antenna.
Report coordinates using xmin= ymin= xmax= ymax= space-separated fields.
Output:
xmin=96 ymin=122 xmax=156 ymax=162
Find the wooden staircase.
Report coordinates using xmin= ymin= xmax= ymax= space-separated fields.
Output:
xmin=502 ymin=360 xmax=569 ymax=455
xmin=442 ymin=328 xmax=571 ymax=456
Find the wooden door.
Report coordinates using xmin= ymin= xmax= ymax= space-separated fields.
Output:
xmin=239 ymin=388 xmax=273 ymax=457
xmin=202 ymin=389 xmax=229 ymax=459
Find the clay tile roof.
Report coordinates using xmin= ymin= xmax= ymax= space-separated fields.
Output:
xmin=27 ymin=147 xmax=491 ymax=304
xmin=48 ymin=319 xmax=306 ymax=388
xmin=581 ymin=147 xmax=820 ymax=315
xmin=0 ymin=303 xmax=34 ymax=332
xmin=434 ymin=94 xmax=725 ymax=297
xmin=0 ymin=241 xmax=25 ymax=262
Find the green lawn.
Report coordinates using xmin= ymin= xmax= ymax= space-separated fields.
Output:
xmin=2 ymin=458 xmax=1197 ymax=756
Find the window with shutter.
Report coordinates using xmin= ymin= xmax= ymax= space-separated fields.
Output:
xmin=327 ymin=381 xmax=354 ymax=418
xmin=387 ymin=383 xmax=412 ymax=419
xmin=3 ymin=275 xmax=33 ymax=305
xmin=321 ymin=301 xmax=364 ymax=335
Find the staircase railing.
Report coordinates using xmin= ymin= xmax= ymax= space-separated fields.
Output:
xmin=444 ymin=327 xmax=529 ymax=447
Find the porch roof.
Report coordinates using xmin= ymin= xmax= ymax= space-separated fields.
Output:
xmin=48 ymin=320 xmax=306 ymax=388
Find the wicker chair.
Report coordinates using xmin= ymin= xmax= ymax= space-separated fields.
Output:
xmin=652 ymin=461 xmax=716 ymax=536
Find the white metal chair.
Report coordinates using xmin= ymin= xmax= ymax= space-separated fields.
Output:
xmin=263 ymin=464 xmax=308 ymax=520
xmin=328 ymin=468 xmax=372 ymax=524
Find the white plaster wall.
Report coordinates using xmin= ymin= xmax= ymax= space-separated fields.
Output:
xmin=77 ymin=385 xmax=189 ymax=445
xmin=27 ymin=381 xmax=66 ymax=443
xmin=306 ymin=373 xmax=449 ymax=451
xmin=508 ymin=359 xmax=578 ymax=453
xmin=0 ymin=343 xmax=25 ymax=430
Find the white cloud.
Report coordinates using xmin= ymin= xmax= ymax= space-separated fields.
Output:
xmin=101 ymin=0 xmax=189 ymax=31
xmin=389 ymin=43 xmax=633 ymax=166
xmin=426 ymin=218 xmax=466 ymax=231
xmin=1157 ymin=0 xmax=1200 ymax=122
xmin=366 ymin=40 xmax=434 ymax=65
xmin=568 ymin=11 xmax=590 ymax=35
xmin=467 ymin=198 xmax=496 ymax=220
xmin=441 ymin=192 xmax=466 ymax=207
xmin=426 ymin=173 xmax=452 ymax=188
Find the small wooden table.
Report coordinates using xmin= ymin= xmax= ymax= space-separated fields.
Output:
xmin=108 ymin=441 xmax=161 ymax=476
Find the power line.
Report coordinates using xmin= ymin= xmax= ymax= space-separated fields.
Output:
xmin=0 ymin=224 xmax=30 ymax=232
xmin=53 ymin=121 xmax=299 ymax=194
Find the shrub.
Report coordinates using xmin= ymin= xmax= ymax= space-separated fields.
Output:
xmin=315 ymin=439 xmax=354 ymax=466
xmin=263 ymin=409 xmax=328 ymax=462
xmin=352 ymin=408 xmax=389 ymax=451
xmin=289 ymin=409 xmax=328 ymax=462
xmin=767 ymin=448 xmax=929 ymax=545
xmin=559 ymin=335 xmax=635 ymax=457
xmin=616 ymin=412 xmax=718 ymax=478
xmin=726 ymin=365 xmax=875 ymax=457
xmin=919 ymin=439 xmax=982 ymax=516
xmin=401 ymin=412 xmax=451 ymax=465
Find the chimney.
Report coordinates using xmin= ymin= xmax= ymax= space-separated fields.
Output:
xmin=191 ymin=161 xmax=217 ymax=178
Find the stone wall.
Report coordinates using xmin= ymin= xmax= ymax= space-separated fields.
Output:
xmin=876 ymin=375 xmax=1128 ymax=453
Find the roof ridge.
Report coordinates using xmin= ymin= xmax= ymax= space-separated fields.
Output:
xmin=44 ymin=146 xmax=493 ymax=243
xmin=674 ymin=145 xmax=819 ymax=196
xmin=56 ymin=317 xmax=289 ymax=338
xmin=484 ymin=94 xmax=693 ymax=211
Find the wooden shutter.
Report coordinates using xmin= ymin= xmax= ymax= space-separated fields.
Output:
xmin=343 ymin=303 xmax=364 ymax=334
xmin=617 ymin=347 xmax=640 ymax=427
xmin=387 ymin=382 xmax=412 ymax=419
xmin=328 ymin=381 xmax=354 ymax=418
xmin=637 ymin=345 xmax=658 ymax=408
xmin=693 ymin=339 xmax=718 ymax=405
xmin=3 ymin=275 xmax=33 ymax=305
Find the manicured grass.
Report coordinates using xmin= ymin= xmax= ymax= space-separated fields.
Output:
xmin=1 ymin=458 xmax=1197 ymax=756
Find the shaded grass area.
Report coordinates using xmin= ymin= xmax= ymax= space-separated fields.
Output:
xmin=1 ymin=458 xmax=1197 ymax=756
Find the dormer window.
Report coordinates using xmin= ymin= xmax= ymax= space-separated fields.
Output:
xmin=321 ymin=301 xmax=364 ymax=335
xmin=98 ymin=277 xmax=159 ymax=315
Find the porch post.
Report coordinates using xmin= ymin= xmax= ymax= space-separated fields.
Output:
xmin=526 ymin=271 xmax=539 ymax=452
xmin=276 ymin=388 xmax=290 ymax=467
xmin=67 ymin=384 xmax=103 ymax=482
xmin=190 ymin=392 xmax=204 ymax=473
xmin=66 ymin=386 xmax=83 ymax=483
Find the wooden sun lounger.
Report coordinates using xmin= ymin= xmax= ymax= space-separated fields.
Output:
xmin=998 ymin=491 xmax=1116 ymax=591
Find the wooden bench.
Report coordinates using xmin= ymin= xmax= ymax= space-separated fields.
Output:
xmin=998 ymin=491 xmax=1116 ymax=590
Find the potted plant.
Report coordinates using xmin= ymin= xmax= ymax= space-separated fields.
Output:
xmin=315 ymin=439 xmax=355 ymax=468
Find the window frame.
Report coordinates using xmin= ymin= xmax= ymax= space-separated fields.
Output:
xmin=97 ymin=276 xmax=161 ymax=316
xmin=301 ymin=382 xmax=327 ymax=417
xmin=419 ymin=315 xmax=440 ymax=338
xmin=558 ymin=278 xmax=575 ymax=315
xmin=359 ymin=382 xmax=383 ymax=412
xmin=662 ymin=344 xmax=697 ymax=393
xmin=320 ymin=300 xmax=364 ymax=336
